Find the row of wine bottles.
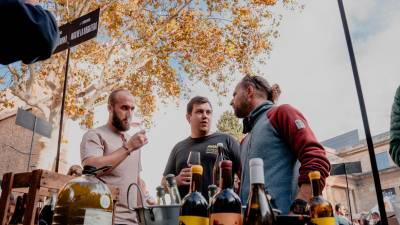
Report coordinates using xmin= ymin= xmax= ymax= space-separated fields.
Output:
xmin=7 ymin=166 xmax=114 ymax=225
xmin=178 ymin=158 xmax=336 ymax=225
xmin=8 ymin=192 xmax=56 ymax=225
xmin=178 ymin=158 xmax=275 ymax=225
xmin=156 ymin=173 xmax=182 ymax=205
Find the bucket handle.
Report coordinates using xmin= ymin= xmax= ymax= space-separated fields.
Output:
xmin=127 ymin=182 xmax=148 ymax=225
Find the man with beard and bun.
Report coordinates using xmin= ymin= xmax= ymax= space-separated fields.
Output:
xmin=80 ymin=89 xmax=148 ymax=225
xmin=230 ymin=75 xmax=330 ymax=214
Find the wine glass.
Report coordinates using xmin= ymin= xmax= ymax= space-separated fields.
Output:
xmin=187 ymin=151 xmax=201 ymax=167
xmin=128 ymin=111 xmax=146 ymax=136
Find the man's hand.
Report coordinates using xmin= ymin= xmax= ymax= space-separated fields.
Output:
xmin=126 ymin=130 xmax=148 ymax=152
xmin=289 ymin=199 xmax=309 ymax=215
xmin=176 ymin=167 xmax=191 ymax=186
xmin=296 ymin=184 xmax=312 ymax=202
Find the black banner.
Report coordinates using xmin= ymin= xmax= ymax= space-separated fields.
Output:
xmin=331 ymin=161 xmax=362 ymax=176
xmin=53 ymin=8 xmax=100 ymax=54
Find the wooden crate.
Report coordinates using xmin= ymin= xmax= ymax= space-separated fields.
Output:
xmin=0 ymin=169 xmax=119 ymax=225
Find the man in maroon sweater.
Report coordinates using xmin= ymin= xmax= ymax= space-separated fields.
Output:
xmin=230 ymin=75 xmax=331 ymax=214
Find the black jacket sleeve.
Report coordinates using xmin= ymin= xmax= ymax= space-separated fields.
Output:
xmin=390 ymin=86 xmax=400 ymax=166
xmin=225 ymin=135 xmax=241 ymax=176
xmin=0 ymin=0 xmax=59 ymax=65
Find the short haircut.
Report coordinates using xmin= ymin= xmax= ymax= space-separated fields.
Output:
xmin=108 ymin=89 xmax=130 ymax=106
xmin=372 ymin=212 xmax=380 ymax=216
xmin=186 ymin=96 xmax=212 ymax=114
xmin=335 ymin=203 xmax=342 ymax=212
xmin=239 ymin=75 xmax=273 ymax=100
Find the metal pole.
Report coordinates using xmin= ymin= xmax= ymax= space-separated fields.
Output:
xmin=55 ymin=47 xmax=71 ymax=173
xmin=337 ymin=1 xmax=388 ymax=224
xmin=344 ymin=164 xmax=353 ymax=223
xmin=27 ymin=117 xmax=37 ymax=171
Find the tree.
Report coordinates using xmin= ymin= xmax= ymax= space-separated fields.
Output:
xmin=0 ymin=0 xmax=298 ymax=170
xmin=217 ymin=111 xmax=243 ymax=141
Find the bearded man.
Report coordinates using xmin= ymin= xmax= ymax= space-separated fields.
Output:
xmin=80 ymin=89 xmax=148 ymax=225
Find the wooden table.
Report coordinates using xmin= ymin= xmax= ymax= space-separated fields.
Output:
xmin=0 ymin=169 xmax=119 ymax=225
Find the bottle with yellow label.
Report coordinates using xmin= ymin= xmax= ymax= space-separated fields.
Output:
xmin=308 ymin=171 xmax=335 ymax=225
xmin=179 ymin=165 xmax=209 ymax=225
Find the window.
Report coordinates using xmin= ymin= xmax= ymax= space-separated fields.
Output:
xmin=376 ymin=152 xmax=390 ymax=171
xmin=383 ymin=188 xmax=396 ymax=201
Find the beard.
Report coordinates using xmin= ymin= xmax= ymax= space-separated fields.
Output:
xmin=233 ymin=99 xmax=251 ymax=118
xmin=112 ymin=111 xmax=130 ymax=131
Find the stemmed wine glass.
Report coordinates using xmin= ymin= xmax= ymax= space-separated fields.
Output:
xmin=187 ymin=151 xmax=201 ymax=167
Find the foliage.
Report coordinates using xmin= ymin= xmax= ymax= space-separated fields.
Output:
xmin=0 ymin=0 xmax=298 ymax=128
xmin=217 ymin=110 xmax=243 ymax=141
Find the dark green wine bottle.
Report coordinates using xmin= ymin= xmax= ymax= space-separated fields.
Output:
xmin=179 ymin=165 xmax=209 ymax=225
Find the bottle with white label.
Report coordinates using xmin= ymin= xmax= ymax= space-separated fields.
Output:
xmin=243 ymin=158 xmax=276 ymax=225
xmin=52 ymin=165 xmax=113 ymax=225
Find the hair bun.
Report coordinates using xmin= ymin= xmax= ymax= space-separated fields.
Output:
xmin=271 ymin=84 xmax=281 ymax=103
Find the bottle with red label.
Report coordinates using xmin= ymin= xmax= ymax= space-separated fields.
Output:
xmin=209 ymin=160 xmax=242 ymax=225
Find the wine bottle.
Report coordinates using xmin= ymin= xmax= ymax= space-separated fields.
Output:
xmin=210 ymin=160 xmax=242 ymax=225
xmin=38 ymin=192 xmax=57 ymax=225
xmin=179 ymin=165 xmax=209 ymax=225
xmin=208 ymin=185 xmax=218 ymax=205
xmin=165 ymin=174 xmax=181 ymax=204
xmin=308 ymin=171 xmax=335 ymax=225
xmin=156 ymin=186 xmax=167 ymax=205
xmin=52 ymin=165 xmax=113 ymax=225
xmin=213 ymin=143 xmax=226 ymax=188
xmin=9 ymin=195 xmax=24 ymax=225
xmin=243 ymin=158 xmax=275 ymax=225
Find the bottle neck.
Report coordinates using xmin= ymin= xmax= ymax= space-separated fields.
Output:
xmin=190 ymin=173 xmax=202 ymax=193
xmin=221 ymin=168 xmax=233 ymax=189
xmin=168 ymin=181 xmax=177 ymax=188
xmin=251 ymin=183 xmax=265 ymax=190
xmin=218 ymin=147 xmax=224 ymax=158
xmin=311 ymin=178 xmax=321 ymax=197
xmin=250 ymin=163 xmax=264 ymax=185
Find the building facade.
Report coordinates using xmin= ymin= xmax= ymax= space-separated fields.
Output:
xmin=323 ymin=130 xmax=400 ymax=220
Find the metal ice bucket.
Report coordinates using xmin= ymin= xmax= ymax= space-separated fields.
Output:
xmin=127 ymin=183 xmax=180 ymax=225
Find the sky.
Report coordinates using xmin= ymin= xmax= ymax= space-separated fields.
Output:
xmin=63 ymin=0 xmax=400 ymax=195
xmin=3 ymin=0 xmax=399 ymax=197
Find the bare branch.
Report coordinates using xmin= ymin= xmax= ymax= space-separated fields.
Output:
xmin=7 ymin=65 xmax=20 ymax=82
xmin=74 ymin=0 xmax=85 ymax=18
xmin=76 ymin=83 xmax=97 ymax=97
xmin=9 ymin=87 xmax=47 ymax=117
xmin=100 ymin=0 xmax=119 ymax=13
xmin=66 ymin=0 xmax=70 ymax=19
xmin=26 ymin=64 xmax=35 ymax=90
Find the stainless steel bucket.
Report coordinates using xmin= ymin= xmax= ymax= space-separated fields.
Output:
xmin=127 ymin=183 xmax=180 ymax=225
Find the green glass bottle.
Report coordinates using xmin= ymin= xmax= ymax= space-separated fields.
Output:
xmin=52 ymin=166 xmax=113 ymax=225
